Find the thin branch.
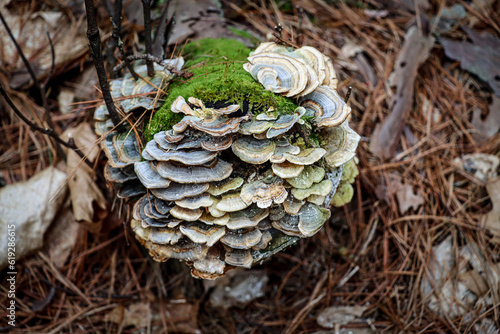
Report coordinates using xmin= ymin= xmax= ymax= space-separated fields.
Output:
xmin=44 ymin=32 xmax=56 ymax=88
xmin=113 ymin=53 xmax=193 ymax=79
xmin=104 ymin=0 xmax=138 ymax=80
xmin=345 ymin=86 xmax=352 ymax=103
xmin=106 ymin=0 xmax=122 ymax=75
xmin=42 ymin=32 xmax=57 ymax=128
xmin=142 ymin=0 xmax=155 ymax=77
xmin=295 ymin=5 xmax=304 ymax=46
xmin=84 ymin=0 xmax=125 ymax=132
xmin=120 ymin=49 xmax=140 ymax=80
xmin=0 ymin=9 xmax=51 ymax=111
xmin=152 ymin=0 xmax=172 ymax=58
xmin=0 ymin=83 xmax=93 ymax=169
xmin=0 ymin=10 xmax=42 ymax=91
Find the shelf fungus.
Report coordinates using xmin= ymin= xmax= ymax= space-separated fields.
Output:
xmin=94 ymin=38 xmax=360 ymax=279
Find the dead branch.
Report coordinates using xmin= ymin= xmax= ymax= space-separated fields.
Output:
xmin=142 ymin=0 xmax=155 ymax=77
xmin=84 ymin=0 xmax=125 ymax=132
xmin=113 ymin=53 xmax=193 ymax=79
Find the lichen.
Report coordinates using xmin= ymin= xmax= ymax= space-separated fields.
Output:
xmin=341 ymin=158 xmax=359 ymax=184
xmin=330 ymin=158 xmax=359 ymax=207
xmin=145 ymin=38 xmax=299 ymax=141
xmin=331 ymin=181 xmax=354 ymax=207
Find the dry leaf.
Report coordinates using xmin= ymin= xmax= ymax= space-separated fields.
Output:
xmin=317 ymin=305 xmax=368 ymax=328
xmin=420 ymin=236 xmax=474 ymax=317
xmin=370 ymin=26 xmax=435 ymax=159
xmin=0 ymin=4 xmax=88 ymax=88
xmin=0 ymin=167 xmax=68 ymax=270
xmin=482 ymin=177 xmax=500 ymax=243
xmin=430 ymin=4 xmax=466 ymax=34
xmin=57 ymin=88 xmax=76 ymax=115
xmin=105 ymin=302 xmax=150 ymax=328
xmin=472 ymin=95 xmax=500 ymax=143
xmin=105 ymin=300 xmax=200 ymax=333
xmin=44 ymin=196 xmax=80 ymax=268
xmin=458 ymin=263 xmax=500 ymax=297
xmin=376 ymin=173 xmax=424 ymax=214
xmin=153 ymin=300 xmax=200 ymax=334
xmin=420 ymin=93 xmax=442 ymax=124
xmin=62 ymin=123 xmax=107 ymax=225
xmin=421 ymin=236 xmax=500 ymax=321
xmin=393 ymin=182 xmax=424 ymax=215
xmin=439 ymin=27 xmax=500 ymax=96
xmin=453 ymin=153 xmax=499 ymax=183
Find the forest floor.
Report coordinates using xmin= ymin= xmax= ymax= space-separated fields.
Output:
xmin=0 ymin=0 xmax=499 ymax=333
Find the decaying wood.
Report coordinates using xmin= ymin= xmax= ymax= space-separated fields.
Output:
xmin=369 ymin=25 xmax=435 ymax=160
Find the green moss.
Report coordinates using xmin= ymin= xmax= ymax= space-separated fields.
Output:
xmin=145 ymin=38 xmax=298 ymax=141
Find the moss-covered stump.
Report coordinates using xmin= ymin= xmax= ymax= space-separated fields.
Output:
xmin=96 ymin=37 xmax=361 ymax=279
xmin=145 ymin=38 xmax=298 ymax=141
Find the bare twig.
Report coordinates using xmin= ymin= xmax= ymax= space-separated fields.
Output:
xmin=142 ymin=0 xmax=155 ymax=77
xmin=103 ymin=0 xmax=138 ymax=79
xmin=152 ymin=0 xmax=173 ymax=58
xmin=0 ymin=9 xmax=51 ymax=110
xmin=0 ymin=10 xmax=41 ymax=91
xmin=43 ymin=32 xmax=56 ymax=88
xmin=113 ymin=53 xmax=193 ymax=79
xmin=295 ymin=5 xmax=304 ymax=46
xmin=105 ymin=0 xmax=123 ymax=74
xmin=345 ymin=86 xmax=352 ymax=103
xmin=84 ymin=0 xmax=125 ymax=132
xmin=273 ymin=23 xmax=300 ymax=48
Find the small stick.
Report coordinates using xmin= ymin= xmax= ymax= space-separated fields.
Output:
xmin=0 ymin=10 xmax=41 ymax=91
xmin=43 ymin=32 xmax=56 ymax=88
xmin=84 ymin=0 xmax=125 ymax=132
xmin=0 ymin=83 xmax=93 ymax=169
xmin=142 ymin=0 xmax=155 ymax=77
xmin=152 ymin=0 xmax=172 ymax=58
xmin=103 ymin=0 xmax=138 ymax=80
xmin=0 ymin=10 xmax=50 ymax=110
xmin=295 ymin=5 xmax=304 ymax=46
xmin=273 ymin=23 xmax=299 ymax=49
xmin=345 ymin=86 xmax=352 ymax=104
xmin=105 ymin=0 xmax=123 ymax=74
xmin=113 ymin=53 xmax=193 ymax=79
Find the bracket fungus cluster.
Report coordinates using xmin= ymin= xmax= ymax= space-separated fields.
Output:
xmin=95 ymin=39 xmax=360 ymax=279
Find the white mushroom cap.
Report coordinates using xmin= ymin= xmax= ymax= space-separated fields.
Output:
xmin=157 ymin=159 xmax=233 ymax=183
xmin=224 ymin=248 xmax=253 ymax=268
xmin=134 ymin=161 xmax=171 ymax=189
xmin=220 ymin=228 xmax=262 ymax=249
xmin=226 ymin=206 xmax=270 ymax=230
xmin=232 ymin=136 xmax=276 ymax=164
xmin=299 ymin=85 xmax=351 ymax=128
xmin=145 ymin=140 xmax=218 ymax=165
xmin=216 ymin=192 xmax=251 ymax=212
xmin=180 ymin=223 xmax=226 ymax=247
xmin=240 ymin=180 xmax=288 ymax=208
xmin=151 ymin=182 xmax=209 ymax=201
xmin=170 ymin=206 xmax=203 ymax=221
xmin=272 ymin=161 xmax=304 ymax=179
xmin=175 ymin=193 xmax=214 ymax=209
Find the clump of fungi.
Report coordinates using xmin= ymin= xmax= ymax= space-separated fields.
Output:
xmin=95 ymin=39 xmax=360 ymax=279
